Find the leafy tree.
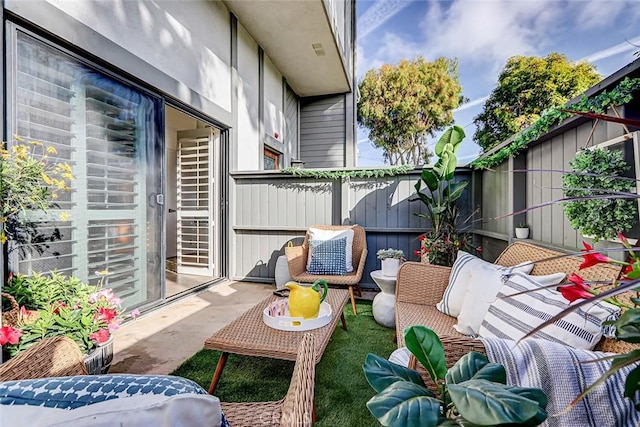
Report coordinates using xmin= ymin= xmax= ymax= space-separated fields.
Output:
xmin=357 ymin=57 xmax=463 ymax=165
xmin=473 ymin=53 xmax=601 ymax=151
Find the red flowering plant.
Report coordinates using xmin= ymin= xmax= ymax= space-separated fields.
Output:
xmin=1 ymin=271 xmax=138 ymax=359
xmin=522 ymin=235 xmax=640 ymax=409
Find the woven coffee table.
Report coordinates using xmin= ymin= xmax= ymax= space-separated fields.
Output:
xmin=205 ymin=288 xmax=349 ymax=394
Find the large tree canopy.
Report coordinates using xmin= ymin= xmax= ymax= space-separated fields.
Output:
xmin=473 ymin=53 xmax=601 ymax=152
xmin=357 ymin=57 xmax=463 ymax=165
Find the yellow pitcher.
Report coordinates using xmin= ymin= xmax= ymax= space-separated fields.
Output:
xmin=285 ymin=280 xmax=328 ymax=319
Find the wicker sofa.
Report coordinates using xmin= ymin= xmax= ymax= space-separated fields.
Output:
xmin=395 ymin=241 xmax=637 ymax=375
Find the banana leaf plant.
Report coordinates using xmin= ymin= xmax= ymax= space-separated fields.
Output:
xmin=363 ymin=325 xmax=547 ymax=426
xmin=412 ymin=126 xmax=474 ymax=265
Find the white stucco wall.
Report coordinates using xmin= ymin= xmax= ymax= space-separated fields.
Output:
xmin=31 ymin=0 xmax=232 ymax=115
xmin=236 ymin=24 xmax=260 ymax=171
xmin=263 ymin=56 xmax=284 ymax=144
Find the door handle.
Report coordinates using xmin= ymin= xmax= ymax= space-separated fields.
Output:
xmin=168 ymin=209 xmax=177 ymax=213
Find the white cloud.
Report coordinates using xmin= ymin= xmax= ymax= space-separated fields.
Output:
xmin=358 ymin=0 xmax=413 ymax=40
xmin=455 ymin=96 xmax=489 ymax=113
xmin=420 ymin=0 xmax=559 ymax=71
xmin=581 ymin=35 xmax=640 ymax=63
xmin=577 ymin=0 xmax=630 ymax=29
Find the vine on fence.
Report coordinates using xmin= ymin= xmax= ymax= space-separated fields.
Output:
xmin=470 ymin=77 xmax=640 ymax=170
xmin=281 ymin=164 xmax=414 ymax=179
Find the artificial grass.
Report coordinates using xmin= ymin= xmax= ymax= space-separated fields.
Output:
xmin=171 ymin=301 xmax=396 ymax=426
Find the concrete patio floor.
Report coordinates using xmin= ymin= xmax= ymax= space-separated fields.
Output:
xmin=110 ymin=280 xmax=274 ymax=375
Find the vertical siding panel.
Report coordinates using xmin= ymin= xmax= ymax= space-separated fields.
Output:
xmin=531 ymin=144 xmax=542 ymax=241
xmin=299 ymin=95 xmax=346 ymax=168
xmin=551 ymin=136 xmax=564 ymax=246
xmin=540 ymin=142 xmax=552 ymax=243
xmin=563 ymin=128 xmax=578 ymax=248
xmin=526 ymin=148 xmax=533 ymax=234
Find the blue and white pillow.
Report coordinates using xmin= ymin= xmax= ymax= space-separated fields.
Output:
xmin=0 ymin=374 xmax=208 ymax=409
xmin=307 ymin=237 xmax=347 ymax=275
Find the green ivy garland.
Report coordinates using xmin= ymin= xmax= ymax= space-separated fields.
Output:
xmin=281 ymin=164 xmax=414 ymax=179
xmin=471 ymin=77 xmax=640 ymax=170
xmin=562 ymin=148 xmax=637 ymax=241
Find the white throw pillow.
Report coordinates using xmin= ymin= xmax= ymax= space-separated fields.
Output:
xmin=0 ymin=393 xmax=223 ymax=427
xmin=306 ymin=227 xmax=355 ymax=273
xmin=478 ymin=272 xmax=620 ymax=350
xmin=454 ymin=269 xmax=566 ymax=335
xmin=436 ymin=251 xmax=534 ymax=317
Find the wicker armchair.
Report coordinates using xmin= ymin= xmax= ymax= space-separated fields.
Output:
xmin=286 ymin=225 xmax=367 ymax=315
xmin=395 ymin=241 xmax=638 ymax=386
xmin=0 ymin=336 xmax=88 ymax=381
xmin=221 ymin=333 xmax=316 ymax=427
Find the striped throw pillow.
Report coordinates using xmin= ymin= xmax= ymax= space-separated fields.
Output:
xmin=478 ymin=272 xmax=620 ymax=350
xmin=307 ymin=237 xmax=347 ymax=275
xmin=436 ymin=250 xmax=534 ymax=317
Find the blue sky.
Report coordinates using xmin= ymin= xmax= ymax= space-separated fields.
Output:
xmin=356 ymin=0 xmax=640 ymax=166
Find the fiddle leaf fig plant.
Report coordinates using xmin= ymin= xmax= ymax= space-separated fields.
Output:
xmin=363 ymin=326 xmax=548 ymax=426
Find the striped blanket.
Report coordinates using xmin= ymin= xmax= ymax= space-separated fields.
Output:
xmin=481 ymin=337 xmax=640 ymax=427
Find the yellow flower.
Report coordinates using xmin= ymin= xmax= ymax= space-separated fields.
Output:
xmin=59 ymin=212 xmax=70 ymax=221
xmin=0 ymin=233 xmax=6 ymax=244
xmin=46 ymin=146 xmax=58 ymax=155
xmin=41 ymin=172 xmax=53 ymax=186
xmin=29 ymin=140 xmax=43 ymax=146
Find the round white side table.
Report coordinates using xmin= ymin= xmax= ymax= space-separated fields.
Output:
xmin=370 ymin=270 xmax=397 ymax=328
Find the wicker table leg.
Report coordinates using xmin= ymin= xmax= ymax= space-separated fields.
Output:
xmin=208 ymin=351 xmax=229 ymax=395
xmin=340 ymin=312 xmax=347 ymax=331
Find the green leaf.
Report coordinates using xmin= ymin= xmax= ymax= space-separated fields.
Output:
xmin=448 ymin=380 xmax=541 ymax=425
xmin=404 ymin=326 xmax=447 ymax=383
xmin=420 ymin=169 xmax=440 ymax=193
xmin=504 ymin=387 xmax=548 ymax=426
xmin=445 ymin=181 xmax=468 ymax=203
xmin=366 ymin=381 xmax=441 ymax=427
xmin=435 ymin=126 xmax=465 ymax=156
xmin=363 ymin=353 xmax=428 ymax=393
xmin=615 ymin=309 xmax=640 ymax=343
xmin=446 ymin=352 xmax=506 ymax=385
xmin=624 ymin=365 xmax=640 ymax=410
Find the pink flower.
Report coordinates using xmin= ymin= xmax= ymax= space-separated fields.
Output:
xmin=476 ymin=246 xmax=483 ymax=253
xmin=95 ymin=307 xmax=118 ymax=323
xmin=579 ymin=242 xmax=610 ymax=270
xmin=129 ymin=309 xmax=140 ymax=320
xmin=0 ymin=326 xmax=22 ymax=345
xmin=559 ymin=273 xmax=593 ymax=303
xmin=107 ymin=318 xmax=122 ymax=332
xmin=89 ymin=329 xmax=111 ymax=344
xmin=617 ymin=232 xmax=630 ymax=246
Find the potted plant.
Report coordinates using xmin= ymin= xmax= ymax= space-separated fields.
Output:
xmin=376 ymin=248 xmax=404 ymax=277
xmin=0 ymin=271 xmax=138 ymax=374
xmin=515 ymin=222 xmax=530 ymax=239
xmin=412 ymin=126 xmax=478 ymax=266
xmin=363 ymin=325 xmax=547 ymax=426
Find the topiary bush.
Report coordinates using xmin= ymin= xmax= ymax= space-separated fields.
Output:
xmin=562 ymin=148 xmax=637 ymax=241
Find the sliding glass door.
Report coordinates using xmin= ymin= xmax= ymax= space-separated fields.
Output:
xmin=7 ymin=28 xmax=164 ymax=309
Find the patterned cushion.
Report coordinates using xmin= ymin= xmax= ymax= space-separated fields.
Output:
xmin=436 ymin=251 xmax=534 ymax=317
xmin=0 ymin=374 xmax=207 ymax=409
xmin=306 ymin=227 xmax=355 ymax=272
xmin=307 ymin=237 xmax=347 ymax=275
xmin=478 ymin=272 xmax=620 ymax=350
xmin=1 ymin=393 xmax=230 ymax=427
xmin=454 ymin=269 xmax=566 ymax=336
